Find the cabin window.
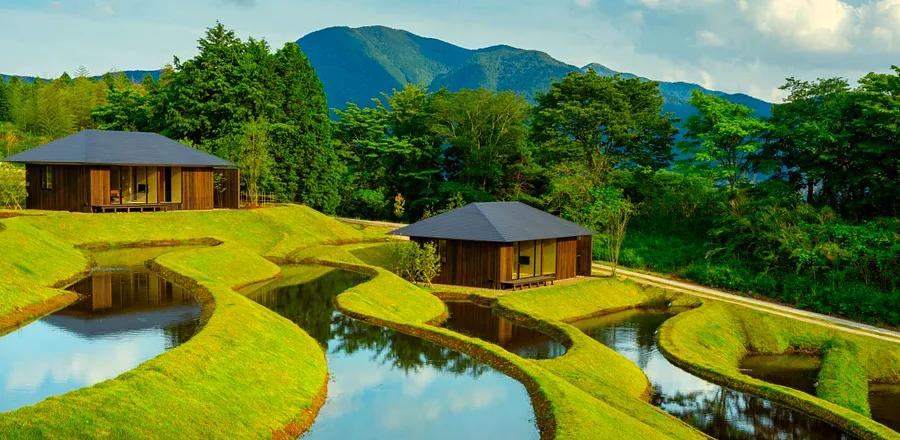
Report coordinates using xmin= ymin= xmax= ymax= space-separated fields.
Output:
xmin=438 ymin=239 xmax=448 ymax=264
xmin=41 ymin=166 xmax=53 ymax=190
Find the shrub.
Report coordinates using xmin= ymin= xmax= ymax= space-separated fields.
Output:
xmin=0 ymin=163 xmax=25 ymax=209
xmin=390 ymin=241 xmax=441 ymax=286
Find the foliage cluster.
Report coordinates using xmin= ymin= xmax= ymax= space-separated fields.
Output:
xmin=389 ymin=241 xmax=441 ymax=286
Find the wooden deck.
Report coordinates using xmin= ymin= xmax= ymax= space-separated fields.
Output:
xmin=92 ymin=204 xmax=171 ymax=213
xmin=500 ymin=275 xmax=555 ymax=290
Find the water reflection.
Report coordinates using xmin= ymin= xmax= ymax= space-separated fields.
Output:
xmin=0 ymin=267 xmax=200 ymax=412
xmin=574 ymin=309 xmax=850 ymax=440
xmin=741 ymin=353 xmax=821 ymax=396
xmin=869 ymin=384 xmax=900 ymax=433
xmin=243 ymin=265 xmax=539 ymax=440
xmin=442 ymin=300 xmax=566 ymax=360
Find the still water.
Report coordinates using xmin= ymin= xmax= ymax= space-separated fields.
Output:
xmin=0 ymin=259 xmax=201 ymax=412
xmin=741 ymin=353 xmax=821 ymax=396
xmin=242 ymin=265 xmax=539 ymax=440
xmin=442 ymin=300 xmax=567 ymax=360
xmin=574 ymin=308 xmax=851 ymax=440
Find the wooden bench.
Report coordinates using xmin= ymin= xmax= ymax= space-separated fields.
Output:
xmin=500 ymin=275 xmax=556 ymax=290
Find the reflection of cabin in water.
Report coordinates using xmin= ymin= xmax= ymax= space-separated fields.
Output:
xmin=64 ymin=269 xmax=192 ymax=315
xmin=391 ymin=202 xmax=593 ymax=289
xmin=4 ymin=130 xmax=239 ymax=212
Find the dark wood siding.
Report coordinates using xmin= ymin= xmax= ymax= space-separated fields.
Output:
xmin=180 ymin=167 xmax=214 ymax=210
xmin=414 ymin=238 xmax=502 ymax=289
xmin=25 ymin=164 xmax=91 ymax=212
xmin=556 ymin=237 xmax=578 ymax=280
xmin=214 ymin=168 xmax=240 ymax=209
xmin=576 ymin=235 xmax=593 ymax=276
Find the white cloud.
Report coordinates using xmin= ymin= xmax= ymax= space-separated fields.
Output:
xmin=740 ymin=0 xmax=855 ymax=52
xmin=573 ymin=0 xmax=595 ymax=8
xmin=696 ymin=30 xmax=725 ymax=47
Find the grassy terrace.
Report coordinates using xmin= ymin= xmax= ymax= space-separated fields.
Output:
xmin=312 ymin=242 xmax=708 ymax=440
xmin=0 ymin=206 xmax=383 ymax=439
xmin=659 ymin=302 xmax=900 ymax=440
xmin=1 ymin=209 xmax=897 ymax=439
xmin=337 ymin=242 xmax=900 ymax=440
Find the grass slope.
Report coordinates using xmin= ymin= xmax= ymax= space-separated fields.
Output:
xmin=658 ymin=302 xmax=900 ymax=440
xmin=0 ymin=206 xmax=372 ymax=438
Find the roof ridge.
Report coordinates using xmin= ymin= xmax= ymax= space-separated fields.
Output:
xmin=471 ymin=203 xmax=512 ymax=242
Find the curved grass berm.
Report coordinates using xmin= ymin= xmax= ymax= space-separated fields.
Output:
xmin=0 ymin=206 xmax=372 ymax=439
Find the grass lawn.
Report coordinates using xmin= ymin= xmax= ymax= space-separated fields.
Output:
xmin=0 ymin=206 xmax=373 ymax=439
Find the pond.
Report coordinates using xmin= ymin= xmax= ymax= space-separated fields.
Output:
xmin=242 ymin=265 xmax=539 ymax=440
xmin=869 ymin=384 xmax=900 ymax=433
xmin=740 ymin=353 xmax=821 ymax=396
xmin=441 ymin=300 xmax=567 ymax=360
xmin=0 ymin=248 xmax=202 ymax=413
xmin=573 ymin=308 xmax=852 ymax=440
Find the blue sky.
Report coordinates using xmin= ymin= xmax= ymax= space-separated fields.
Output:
xmin=1 ymin=0 xmax=898 ymax=101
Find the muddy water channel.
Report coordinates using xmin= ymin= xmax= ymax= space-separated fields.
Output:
xmin=442 ymin=300 xmax=566 ymax=360
xmin=242 ymin=265 xmax=539 ymax=439
xmin=574 ymin=308 xmax=852 ymax=440
xmin=0 ymin=248 xmax=202 ymax=412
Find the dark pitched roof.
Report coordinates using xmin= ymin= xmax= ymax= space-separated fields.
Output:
xmin=391 ymin=201 xmax=592 ymax=242
xmin=3 ymin=130 xmax=234 ymax=168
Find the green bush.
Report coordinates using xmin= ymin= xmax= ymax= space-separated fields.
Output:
xmin=389 ymin=241 xmax=441 ymax=286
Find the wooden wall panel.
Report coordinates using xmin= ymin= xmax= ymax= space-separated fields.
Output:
xmin=180 ymin=167 xmax=214 ymax=210
xmin=498 ymin=244 xmax=513 ymax=282
xmin=415 ymin=238 xmax=502 ymax=288
xmin=576 ymin=235 xmax=593 ymax=276
xmin=556 ymin=237 xmax=578 ymax=280
xmin=90 ymin=167 xmax=110 ymax=206
xmin=25 ymin=164 xmax=91 ymax=212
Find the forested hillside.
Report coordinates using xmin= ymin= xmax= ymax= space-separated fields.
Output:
xmin=296 ymin=26 xmax=772 ymax=122
xmin=0 ymin=23 xmax=897 ymax=327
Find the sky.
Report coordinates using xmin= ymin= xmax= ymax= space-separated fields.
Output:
xmin=1 ymin=0 xmax=898 ymax=101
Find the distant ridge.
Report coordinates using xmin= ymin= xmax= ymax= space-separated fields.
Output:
xmin=297 ymin=26 xmax=773 ymax=120
xmin=3 ymin=25 xmax=773 ymax=122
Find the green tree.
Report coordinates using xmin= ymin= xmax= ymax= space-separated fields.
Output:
xmin=237 ymin=119 xmax=272 ymax=207
xmin=531 ymin=69 xmax=677 ymax=171
xmin=0 ymin=79 xmax=9 ymax=122
xmin=430 ymin=89 xmax=532 ymax=200
xmin=679 ymin=90 xmax=770 ymax=190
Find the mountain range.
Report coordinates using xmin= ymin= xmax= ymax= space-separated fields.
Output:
xmin=296 ymin=26 xmax=772 ymax=120
xmin=3 ymin=25 xmax=772 ymax=122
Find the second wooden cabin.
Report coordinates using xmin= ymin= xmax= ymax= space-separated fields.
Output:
xmin=391 ymin=202 xmax=593 ymax=289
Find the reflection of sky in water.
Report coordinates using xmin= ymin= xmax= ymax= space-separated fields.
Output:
xmin=305 ymin=345 xmax=535 ymax=440
xmin=0 ymin=320 xmax=173 ymax=412
xmin=1 ymin=265 xmax=200 ymax=413
xmin=245 ymin=266 xmax=539 ymax=440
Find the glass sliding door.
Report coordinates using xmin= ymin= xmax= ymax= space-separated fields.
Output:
xmin=541 ymin=239 xmax=556 ymax=276
xmin=513 ymin=239 xmax=558 ymax=279
xmin=109 ymin=167 xmax=122 ymax=204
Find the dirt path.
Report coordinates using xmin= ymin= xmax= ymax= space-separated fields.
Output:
xmin=593 ymin=263 xmax=900 ymax=345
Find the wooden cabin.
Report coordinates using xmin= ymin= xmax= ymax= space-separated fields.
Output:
xmin=391 ymin=202 xmax=593 ymax=289
xmin=4 ymin=130 xmax=239 ymax=212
